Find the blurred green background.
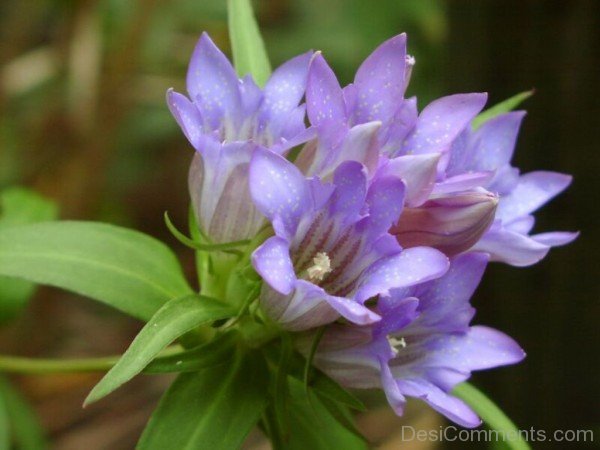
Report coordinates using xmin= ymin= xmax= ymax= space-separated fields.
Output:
xmin=0 ymin=0 xmax=597 ymax=448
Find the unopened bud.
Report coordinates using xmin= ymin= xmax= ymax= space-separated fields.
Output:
xmin=390 ymin=190 xmax=498 ymax=256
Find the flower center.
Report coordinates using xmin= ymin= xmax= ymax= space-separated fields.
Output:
xmin=306 ymin=252 xmax=332 ymax=283
xmin=388 ymin=336 xmax=407 ymax=356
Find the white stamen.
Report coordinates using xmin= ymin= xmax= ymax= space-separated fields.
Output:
xmin=388 ymin=336 xmax=407 ymax=356
xmin=306 ymin=252 xmax=332 ymax=282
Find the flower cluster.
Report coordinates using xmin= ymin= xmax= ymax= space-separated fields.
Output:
xmin=169 ymin=33 xmax=576 ymax=427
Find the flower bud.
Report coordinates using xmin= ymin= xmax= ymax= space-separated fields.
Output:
xmin=188 ymin=149 xmax=265 ymax=243
xmin=390 ymin=190 xmax=498 ymax=256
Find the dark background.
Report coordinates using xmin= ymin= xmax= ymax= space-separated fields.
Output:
xmin=0 ymin=0 xmax=597 ymax=448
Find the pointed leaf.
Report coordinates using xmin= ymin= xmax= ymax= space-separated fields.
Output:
xmin=227 ymin=0 xmax=272 ymax=86
xmin=145 ymin=332 xmax=237 ymax=373
xmin=472 ymin=91 xmax=533 ymax=129
xmin=137 ymin=350 xmax=269 ymax=450
xmin=285 ymin=378 xmax=367 ymax=450
xmin=452 ymin=383 xmax=531 ymax=450
xmin=0 ymin=221 xmax=193 ymax=321
xmin=85 ymin=295 xmax=236 ymax=405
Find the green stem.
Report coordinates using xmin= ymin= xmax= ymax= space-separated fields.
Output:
xmin=0 ymin=346 xmax=181 ymax=375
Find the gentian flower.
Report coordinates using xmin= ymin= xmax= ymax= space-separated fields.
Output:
xmin=445 ymin=113 xmax=578 ymax=266
xmin=249 ymin=148 xmax=449 ymax=330
xmin=167 ymin=33 xmax=313 ymax=242
xmin=300 ymin=253 xmax=525 ymax=427
xmin=301 ymin=34 xmax=576 ymax=265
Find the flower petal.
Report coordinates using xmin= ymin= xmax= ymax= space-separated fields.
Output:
xmin=472 ymin=223 xmax=551 ymax=266
xmin=186 ymin=33 xmax=241 ymax=127
xmin=496 ymin=171 xmax=572 ymax=221
xmin=531 ymin=231 xmax=579 ymax=247
xmin=306 ymin=53 xmax=348 ymax=131
xmin=363 ymin=173 xmax=406 ymax=236
xmin=252 ymin=236 xmax=296 ymax=295
xmin=397 ymin=379 xmax=481 ymax=428
xmin=166 ymin=89 xmax=203 ymax=149
xmin=355 ymin=247 xmax=449 ymax=303
xmin=383 ymin=153 xmax=441 ymax=206
xmin=447 ymin=111 xmax=525 ymax=175
xmin=403 ymin=93 xmax=487 ymax=156
xmin=353 ymin=34 xmax=408 ymax=123
xmin=249 ymin=147 xmax=312 ymax=238
xmin=263 ymin=51 xmax=312 ymax=117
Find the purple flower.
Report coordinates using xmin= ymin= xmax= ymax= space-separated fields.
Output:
xmin=167 ymin=33 xmax=313 ymax=242
xmin=445 ymin=113 xmax=578 ymax=266
xmin=301 ymin=253 xmax=525 ymax=427
xmin=249 ymin=148 xmax=449 ymax=330
xmin=301 ymin=34 xmax=576 ymax=265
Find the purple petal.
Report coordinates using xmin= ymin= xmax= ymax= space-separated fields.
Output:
xmin=186 ymin=33 xmax=240 ymax=127
xmin=531 ymin=231 xmax=579 ymax=247
xmin=329 ymin=161 xmax=368 ymax=222
xmin=472 ymin=224 xmax=551 ymax=266
xmin=433 ymin=172 xmax=495 ymax=195
xmin=447 ymin=111 xmax=525 ymax=175
xmin=306 ymin=53 xmax=348 ymax=131
xmin=353 ymin=34 xmax=408 ymax=123
xmin=363 ymin=174 xmax=406 ymax=236
xmin=381 ymin=97 xmax=418 ymax=156
xmin=383 ymin=154 xmax=441 ymax=206
xmin=355 ymin=247 xmax=450 ymax=302
xmin=249 ymin=147 xmax=312 ymax=238
xmin=425 ymin=326 xmax=525 ymax=374
xmin=166 ymin=89 xmax=203 ymax=148
xmin=397 ymin=379 xmax=481 ymax=428
xmin=325 ymin=294 xmax=382 ymax=326
xmin=261 ymin=280 xmax=340 ymax=331
xmin=239 ymin=75 xmax=263 ymax=116
xmin=496 ymin=171 xmax=572 ymax=221
xmin=379 ymin=357 xmax=407 ymax=416
xmin=252 ymin=236 xmax=296 ymax=295
xmin=403 ymin=93 xmax=488 ymax=156
xmin=263 ymin=51 xmax=312 ymax=117
xmin=412 ymin=253 xmax=488 ymax=331
xmin=323 ymin=122 xmax=381 ymax=178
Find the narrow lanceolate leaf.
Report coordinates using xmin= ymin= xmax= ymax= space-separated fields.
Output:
xmin=137 ymin=350 xmax=269 ymax=450
xmin=227 ymin=0 xmax=272 ymax=86
xmin=144 ymin=331 xmax=237 ymax=373
xmin=285 ymin=378 xmax=367 ymax=450
xmin=0 ymin=187 xmax=58 ymax=324
xmin=0 ymin=376 xmax=46 ymax=450
xmin=453 ymin=383 xmax=531 ymax=450
xmin=0 ymin=222 xmax=193 ymax=321
xmin=472 ymin=90 xmax=533 ymax=129
xmin=85 ymin=295 xmax=236 ymax=405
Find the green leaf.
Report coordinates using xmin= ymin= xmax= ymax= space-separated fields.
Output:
xmin=137 ymin=349 xmax=269 ymax=450
xmin=85 ymin=295 xmax=236 ymax=405
xmin=227 ymin=0 xmax=272 ymax=86
xmin=472 ymin=90 xmax=533 ymax=129
xmin=285 ymin=378 xmax=367 ymax=450
xmin=144 ymin=331 xmax=237 ymax=373
xmin=273 ymin=347 xmax=365 ymax=411
xmin=0 ymin=376 xmax=46 ymax=450
xmin=0 ymin=221 xmax=193 ymax=321
xmin=0 ymin=187 xmax=58 ymax=324
xmin=452 ymin=383 xmax=531 ymax=450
